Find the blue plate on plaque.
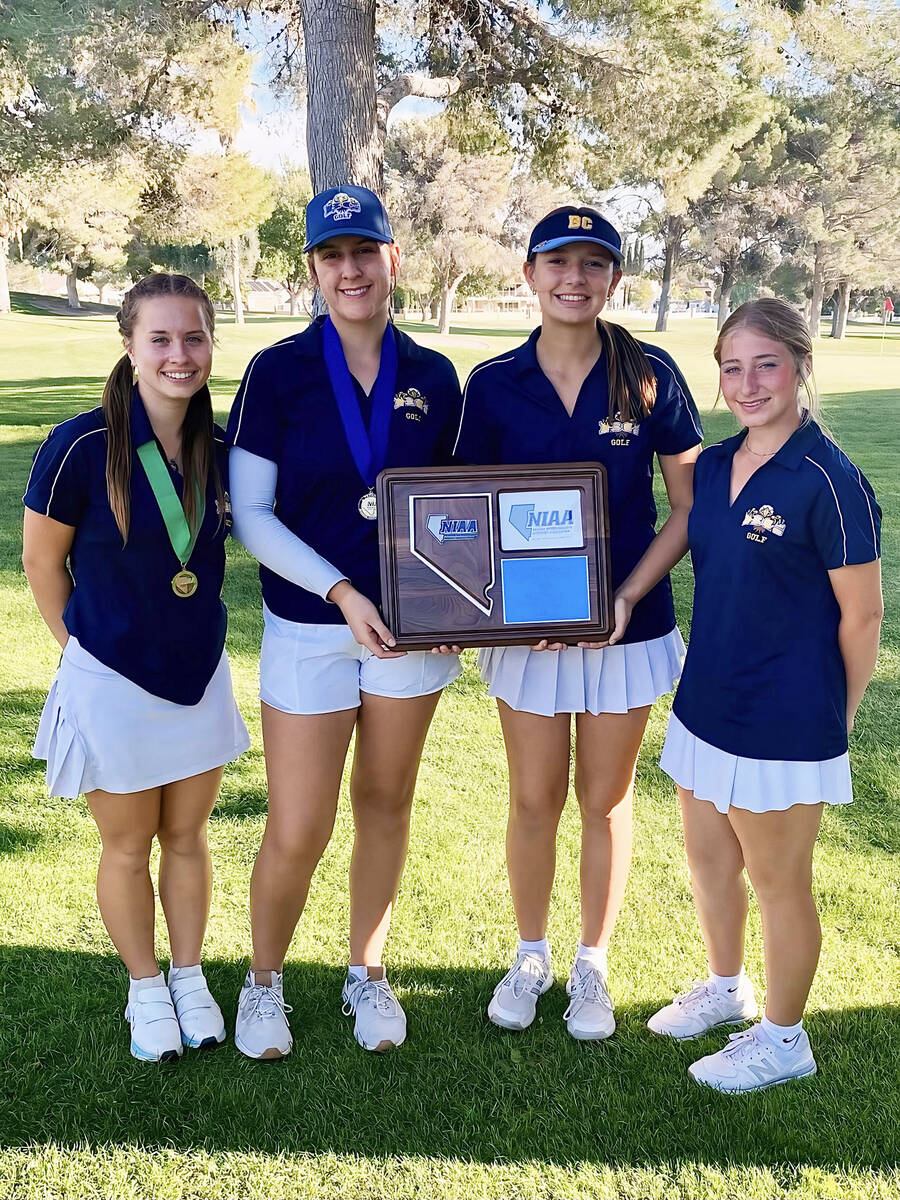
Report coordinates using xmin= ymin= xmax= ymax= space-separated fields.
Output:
xmin=500 ymin=556 xmax=591 ymax=625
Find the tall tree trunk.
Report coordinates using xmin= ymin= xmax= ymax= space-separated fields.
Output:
xmin=230 ymin=236 xmax=244 ymax=325
xmin=655 ymin=217 xmax=682 ymax=334
xmin=288 ymin=288 xmax=298 ymax=316
xmin=97 ymin=283 xmax=105 ymax=305
xmin=438 ymin=273 xmax=465 ymax=335
xmin=830 ymin=281 xmax=851 ymax=340
xmin=66 ymin=265 xmax=81 ymax=310
xmin=808 ymin=243 xmax=827 ymax=337
xmin=0 ymin=236 xmax=10 ymax=314
xmin=716 ymin=260 xmax=736 ymax=330
xmin=302 ymin=0 xmax=381 ymax=193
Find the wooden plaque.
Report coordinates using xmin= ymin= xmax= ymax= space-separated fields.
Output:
xmin=377 ymin=463 xmax=612 ymax=650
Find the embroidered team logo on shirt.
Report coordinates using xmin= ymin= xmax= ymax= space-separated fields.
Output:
xmin=598 ymin=415 xmax=640 ymax=446
xmin=324 ymin=192 xmax=361 ymax=221
xmin=394 ymin=387 xmax=429 ymax=421
xmin=742 ymin=504 xmax=786 ymax=542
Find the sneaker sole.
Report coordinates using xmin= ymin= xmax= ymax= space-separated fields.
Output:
xmin=567 ymin=1018 xmax=616 ymax=1041
xmin=130 ymin=1040 xmax=182 ymax=1063
xmin=182 ymin=1031 xmax=226 ymax=1050
xmin=689 ymin=1062 xmax=817 ymax=1092
xmin=356 ymin=1032 xmax=406 ymax=1052
xmin=234 ymin=1033 xmax=292 ymax=1061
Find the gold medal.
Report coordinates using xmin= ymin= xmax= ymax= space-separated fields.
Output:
xmin=171 ymin=569 xmax=199 ymax=598
xmin=358 ymin=490 xmax=377 ymax=520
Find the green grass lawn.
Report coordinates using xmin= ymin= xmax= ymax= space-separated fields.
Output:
xmin=0 ymin=303 xmax=898 ymax=1199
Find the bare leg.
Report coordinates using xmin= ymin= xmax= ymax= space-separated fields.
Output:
xmin=348 ymin=689 xmax=442 ymax=966
xmin=497 ymin=701 xmax=572 ymax=941
xmin=87 ymin=787 xmax=162 ymax=978
xmin=679 ymin=787 xmax=747 ymax=976
xmin=730 ymin=803 xmax=823 ymax=1025
xmin=250 ymin=702 xmax=358 ymax=971
xmin=573 ymin=706 xmax=650 ymax=947
xmin=157 ymin=766 xmax=223 ymax=967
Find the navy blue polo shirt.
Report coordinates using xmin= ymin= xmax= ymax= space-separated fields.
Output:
xmin=453 ymin=326 xmax=703 ymax=644
xmin=226 ymin=318 xmax=463 ymax=624
xmin=23 ymin=391 xmax=230 ymax=705
xmin=673 ymin=420 xmax=881 ymax=761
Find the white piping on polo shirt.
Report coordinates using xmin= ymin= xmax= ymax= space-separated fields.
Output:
xmin=804 ymin=455 xmax=848 ymax=566
xmin=26 ymin=427 xmax=105 ymax=517
xmin=452 ymin=356 xmax=515 ymax=456
xmin=644 ymin=352 xmax=704 ymax=441
xmin=230 ymin=335 xmax=297 ymax=448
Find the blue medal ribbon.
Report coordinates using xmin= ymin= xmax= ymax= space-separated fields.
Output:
xmin=321 ymin=316 xmax=398 ymax=489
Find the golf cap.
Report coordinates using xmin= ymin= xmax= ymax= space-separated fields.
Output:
xmin=304 ymin=185 xmax=393 ymax=253
xmin=527 ymin=207 xmax=622 ymax=263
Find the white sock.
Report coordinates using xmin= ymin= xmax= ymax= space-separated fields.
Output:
xmin=575 ymin=942 xmax=608 ymax=976
xmin=710 ymin=970 xmax=744 ymax=994
xmin=761 ymin=1015 xmax=804 ymax=1048
xmin=169 ymin=963 xmax=202 ymax=980
xmin=347 ymin=964 xmax=368 ymax=982
xmin=518 ymin=937 xmax=550 ymax=959
xmin=129 ymin=971 xmax=165 ymax=992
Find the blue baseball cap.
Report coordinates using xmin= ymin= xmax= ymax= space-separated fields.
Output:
xmin=527 ymin=207 xmax=622 ymax=263
xmin=303 ymin=185 xmax=393 ymax=253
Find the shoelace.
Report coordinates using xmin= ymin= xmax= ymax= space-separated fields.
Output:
xmin=243 ymin=984 xmax=292 ymax=1023
xmin=674 ymin=980 xmax=715 ymax=1008
xmin=563 ymin=964 xmax=611 ymax=1019
xmin=342 ymin=976 xmax=399 ymax=1017
xmin=721 ymin=1027 xmax=768 ymax=1062
xmin=497 ymin=953 xmax=548 ymax=999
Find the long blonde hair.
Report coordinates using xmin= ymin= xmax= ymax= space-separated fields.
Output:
xmin=102 ymin=274 xmax=223 ymax=542
xmin=714 ymin=299 xmax=822 ymax=425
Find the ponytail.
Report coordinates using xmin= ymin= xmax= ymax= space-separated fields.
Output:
xmin=102 ymin=354 xmax=135 ymax=542
xmin=597 ymin=320 xmax=657 ymax=423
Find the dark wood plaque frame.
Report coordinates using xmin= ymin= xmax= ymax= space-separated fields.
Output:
xmin=377 ymin=463 xmax=612 ymax=650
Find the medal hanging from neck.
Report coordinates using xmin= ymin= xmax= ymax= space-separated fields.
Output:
xmin=136 ymin=441 xmax=205 ymax=597
xmin=321 ymin=316 xmax=398 ymax=521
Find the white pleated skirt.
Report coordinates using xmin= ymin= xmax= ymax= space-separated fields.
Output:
xmin=477 ymin=626 xmax=685 ymax=717
xmin=33 ymin=637 xmax=251 ymax=798
xmin=660 ymin=713 xmax=852 ymax=815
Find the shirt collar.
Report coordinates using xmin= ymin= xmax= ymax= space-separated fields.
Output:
xmin=707 ymin=416 xmax=821 ymax=470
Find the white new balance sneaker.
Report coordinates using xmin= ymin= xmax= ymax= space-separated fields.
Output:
xmin=168 ymin=967 xmax=226 ymax=1050
xmin=688 ymin=1023 xmax=817 ymax=1093
xmin=234 ymin=970 xmax=293 ymax=1060
xmin=125 ymin=978 xmax=183 ymax=1063
xmin=564 ymin=958 xmax=615 ymax=1040
xmin=341 ymin=972 xmax=407 ymax=1052
xmin=487 ymin=951 xmax=553 ymax=1031
xmin=647 ymin=976 xmax=758 ymax=1040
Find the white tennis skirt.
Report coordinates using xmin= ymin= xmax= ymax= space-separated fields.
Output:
xmin=660 ymin=712 xmax=852 ymax=815
xmin=33 ymin=637 xmax=251 ymax=798
xmin=477 ymin=626 xmax=685 ymax=717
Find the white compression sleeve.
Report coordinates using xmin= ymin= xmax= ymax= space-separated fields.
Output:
xmin=229 ymin=446 xmax=347 ymax=601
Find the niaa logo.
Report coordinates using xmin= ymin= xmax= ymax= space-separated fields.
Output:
xmin=507 ymin=504 xmax=574 ymax=540
xmin=426 ymin=514 xmax=479 ymax=543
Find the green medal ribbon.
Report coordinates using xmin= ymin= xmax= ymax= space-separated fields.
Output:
xmin=136 ymin=441 xmax=205 ymax=593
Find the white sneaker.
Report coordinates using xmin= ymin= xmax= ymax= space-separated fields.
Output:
xmin=234 ymin=970 xmax=293 ymax=1060
xmin=564 ymin=958 xmax=615 ymax=1040
xmin=688 ymin=1023 xmax=817 ymax=1093
xmin=168 ymin=968 xmax=226 ymax=1049
xmin=125 ymin=978 xmax=183 ymax=1063
xmin=341 ymin=972 xmax=407 ymax=1052
xmin=487 ymin=951 xmax=553 ymax=1031
xmin=647 ymin=976 xmax=758 ymax=1040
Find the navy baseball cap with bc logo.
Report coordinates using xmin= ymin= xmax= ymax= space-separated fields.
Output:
xmin=304 ymin=185 xmax=394 ymax=253
xmin=527 ymin=207 xmax=622 ymax=263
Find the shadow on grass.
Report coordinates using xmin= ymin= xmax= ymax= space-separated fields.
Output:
xmin=0 ymin=821 xmax=43 ymax=855
xmin=0 ymin=945 xmax=897 ymax=1169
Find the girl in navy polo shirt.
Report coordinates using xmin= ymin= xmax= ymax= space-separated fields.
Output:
xmin=23 ymin=274 xmax=250 ymax=1063
xmin=650 ymin=299 xmax=882 ymax=1092
xmin=226 ymin=186 xmax=462 ymax=1059
xmin=454 ymin=207 xmax=703 ymax=1039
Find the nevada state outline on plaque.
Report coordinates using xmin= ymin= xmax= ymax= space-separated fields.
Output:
xmin=409 ymin=494 xmax=495 ymax=615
